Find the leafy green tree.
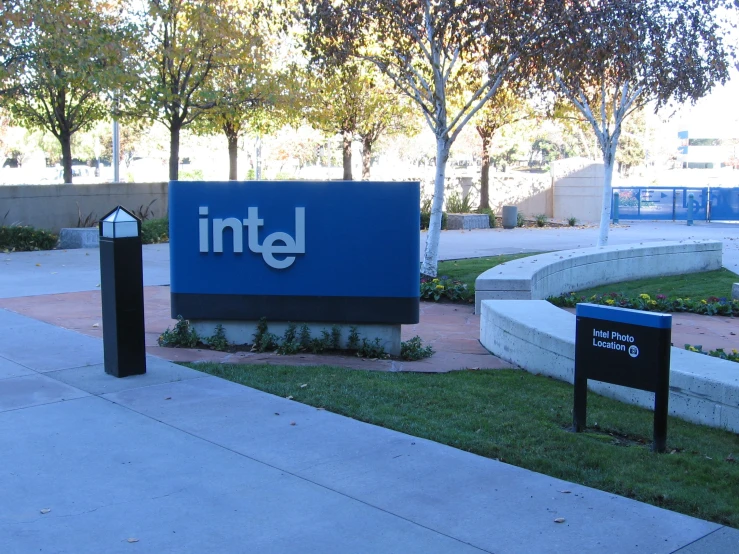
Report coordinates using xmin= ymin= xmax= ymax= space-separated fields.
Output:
xmin=548 ymin=0 xmax=733 ymax=245
xmin=0 ymin=0 xmax=131 ymax=183
xmin=303 ymin=0 xmax=558 ymax=276
xmin=124 ymin=0 xmax=246 ymax=180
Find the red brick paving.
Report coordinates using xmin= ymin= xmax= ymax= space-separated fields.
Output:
xmin=0 ymin=287 xmax=736 ymax=372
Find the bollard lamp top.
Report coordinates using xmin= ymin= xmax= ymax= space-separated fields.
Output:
xmin=99 ymin=206 xmax=141 ymax=238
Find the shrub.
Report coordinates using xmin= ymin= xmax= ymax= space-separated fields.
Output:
xmin=420 ymin=276 xmax=472 ymax=302
xmin=535 ymin=213 xmax=547 ymax=227
xmin=357 ymin=337 xmax=388 ymax=359
xmin=253 ymin=317 xmax=279 ymax=352
xmin=446 ymin=192 xmax=473 ymax=213
xmin=276 ymin=323 xmax=301 ymax=355
xmin=158 ymin=316 xmax=199 ymax=348
xmin=420 ymin=212 xmax=448 ymax=230
xmin=205 ymin=324 xmax=230 ymax=351
xmin=347 ymin=326 xmax=360 ymax=350
xmin=516 ymin=211 xmax=525 ymax=227
xmin=141 ymin=217 xmax=169 ymax=244
xmin=400 ymin=336 xmax=434 ymax=361
xmin=567 ymin=216 xmax=577 ymax=227
xmin=478 ymin=208 xmax=497 ymax=228
xmin=0 ymin=225 xmax=58 ymax=252
xmin=685 ymin=344 xmax=739 ymax=363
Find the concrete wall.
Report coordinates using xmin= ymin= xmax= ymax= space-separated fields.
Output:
xmin=480 ymin=300 xmax=739 ymax=433
xmin=550 ymin=158 xmax=604 ymax=222
xmin=475 ymin=240 xmax=722 ymax=313
xmin=1 ymin=183 xmax=168 ymax=232
xmin=486 ymin=173 xmax=552 ymax=217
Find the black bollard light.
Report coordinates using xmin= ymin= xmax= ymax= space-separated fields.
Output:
xmin=99 ymin=206 xmax=146 ymax=377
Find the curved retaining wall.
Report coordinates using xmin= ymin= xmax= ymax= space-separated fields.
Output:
xmin=480 ymin=300 xmax=739 ymax=433
xmin=474 ymin=240 xmax=723 ymax=313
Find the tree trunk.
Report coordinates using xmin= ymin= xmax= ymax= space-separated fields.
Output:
xmin=225 ymin=123 xmax=238 ymax=180
xmin=362 ymin=136 xmax=372 ymax=180
xmin=60 ymin=131 xmax=73 ymax=184
xmin=597 ymin=147 xmax=616 ymax=246
xmin=421 ymin=137 xmax=451 ymax=277
xmin=479 ymin=134 xmax=491 ymax=210
xmin=342 ymin=131 xmax=352 ymax=180
xmin=169 ymin=124 xmax=180 ymax=181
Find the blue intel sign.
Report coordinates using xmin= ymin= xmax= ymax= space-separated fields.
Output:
xmin=169 ymin=181 xmax=420 ymax=324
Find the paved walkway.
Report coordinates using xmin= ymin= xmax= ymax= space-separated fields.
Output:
xmin=2 ymin=222 xmax=739 ymax=553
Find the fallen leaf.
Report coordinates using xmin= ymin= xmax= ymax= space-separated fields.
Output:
xmin=164 ymin=397 xmax=171 ymax=400
xmin=92 ymin=323 xmax=99 ymax=328
xmin=316 ymin=407 xmax=325 ymax=411
xmin=554 ymin=518 xmax=566 ymax=523
xmin=40 ymin=508 xmax=51 ymax=514
xmin=290 ymin=422 xmax=296 ymax=426
xmin=286 ymin=395 xmax=293 ymax=400
xmin=274 ymin=412 xmax=280 ymax=415
xmin=96 ymin=284 xmax=100 ymax=287
xmin=559 ymin=490 xmax=571 ymax=494
xmin=127 ymin=538 xmax=139 ymax=543
xmin=726 ymin=453 xmax=735 ymax=463
xmin=299 ymin=383 xmax=307 ymax=388
xmin=35 ymin=263 xmax=41 ymax=267
xmin=85 ymin=253 xmax=90 ymax=256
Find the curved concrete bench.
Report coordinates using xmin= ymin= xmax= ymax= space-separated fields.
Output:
xmin=480 ymin=300 xmax=739 ymax=433
xmin=475 ymin=240 xmax=722 ymax=313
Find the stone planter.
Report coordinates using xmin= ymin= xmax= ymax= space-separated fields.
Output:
xmin=502 ymin=206 xmax=518 ymax=229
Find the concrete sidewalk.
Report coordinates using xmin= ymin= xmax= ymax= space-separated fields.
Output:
xmin=2 ymin=308 xmax=738 ymax=553
xmin=2 ymin=221 xmax=739 ymax=552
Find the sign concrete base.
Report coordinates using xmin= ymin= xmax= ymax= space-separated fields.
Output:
xmin=191 ymin=320 xmax=402 ymax=356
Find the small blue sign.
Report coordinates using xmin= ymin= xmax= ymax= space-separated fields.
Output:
xmin=576 ymin=303 xmax=672 ymax=329
xmin=169 ymin=181 xmax=420 ymax=324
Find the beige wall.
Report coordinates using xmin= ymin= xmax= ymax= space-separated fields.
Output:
xmin=551 ymin=158 xmax=604 ymax=222
xmin=487 ymin=173 xmax=552 ymax=217
xmin=1 ymin=183 xmax=168 ymax=232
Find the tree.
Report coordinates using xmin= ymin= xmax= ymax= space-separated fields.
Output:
xmin=549 ymin=0 xmax=734 ymax=246
xmin=303 ymin=1 xmax=558 ymax=276
xmin=473 ymin=88 xmax=530 ymax=210
xmin=306 ymin=61 xmax=415 ymax=180
xmin=125 ymin=0 xmax=244 ymax=180
xmin=0 ymin=0 xmax=130 ymax=183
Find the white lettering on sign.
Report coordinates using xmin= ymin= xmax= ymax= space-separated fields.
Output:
xmin=591 ymin=327 xmax=638 ymax=354
xmin=198 ymin=206 xmax=305 ymax=269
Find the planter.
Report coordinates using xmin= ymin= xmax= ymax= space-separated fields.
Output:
xmin=502 ymin=206 xmax=518 ymax=229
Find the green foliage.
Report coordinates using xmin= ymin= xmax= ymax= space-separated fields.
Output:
xmin=347 ymin=326 xmax=360 ymax=350
xmin=420 ymin=276 xmax=471 ymax=303
xmin=188 ymin=364 xmax=739 ymax=528
xmin=141 ymin=217 xmax=169 ymax=245
xmin=549 ymin=292 xmax=739 ymax=317
xmin=357 ymin=337 xmax=388 ymax=359
xmin=299 ymin=324 xmax=312 ymax=349
xmin=205 ymin=324 xmax=229 ymax=351
xmin=400 ymin=336 xmax=434 ymax=361
xmin=445 ymin=192 xmax=474 ymax=214
xmin=310 ymin=330 xmax=333 ymax=354
xmin=567 ymin=216 xmax=577 ymax=226
xmin=158 ymin=316 xmax=199 ymax=348
xmin=0 ymin=225 xmax=58 ymax=252
xmin=420 ymin=212 xmax=447 ymax=231
xmin=276 ymin=323 xmax=301 ymax=355
xmin=516 ymin=211 xmax=525 ymax=227
xmin=253 ymin=317 xmax=279 ymax=352
xmin=478 ymin=208 xmax=497 ymax=228
xmin=535 ymin=213 xmax=547 ymax=227
xmin=685 ymin=345 xmax=739 ymax=363
xmin=330 ymin=325 xmax=342 ymax=350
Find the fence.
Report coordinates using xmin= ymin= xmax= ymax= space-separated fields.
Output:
xmin=611 ymin=187 xmax=739 ymax=222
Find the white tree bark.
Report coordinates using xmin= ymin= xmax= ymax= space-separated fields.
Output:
xmin=598 ymin=152 xmax=615 ymax=246
xmin=421 ymin=138 xmax=451 ymax=277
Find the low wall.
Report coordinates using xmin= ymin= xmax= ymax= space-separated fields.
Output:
xmin=475 ymin=240 xmax=723 ymax=313
xmin=1 ymin=182 xmax=168 ymax=232
xmin=480 ymin=300 xmax=739 ymax=433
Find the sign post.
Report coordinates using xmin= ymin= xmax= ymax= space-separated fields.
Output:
xmin=574 ymin=303 xmax=671 ymax=452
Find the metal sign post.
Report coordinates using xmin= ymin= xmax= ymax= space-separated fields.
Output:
xmin=574 ymin=303 xmax=671 ymax=452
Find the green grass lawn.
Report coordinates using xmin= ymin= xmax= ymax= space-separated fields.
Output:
xmin=573 ymin=269 xmax=738 ymax=300
xmin=437 ymin=255 xmax=738 ymax=301
xmin=188 ymin=362 xmax=739 ymax=528
xmin=438 ymin=253 xmax=540 ymax=293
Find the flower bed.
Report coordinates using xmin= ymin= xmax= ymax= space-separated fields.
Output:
xmin=420 ymin=276 xmax=472 ymax=302
xmin=548 ymin=292 xmax=739 ymax=317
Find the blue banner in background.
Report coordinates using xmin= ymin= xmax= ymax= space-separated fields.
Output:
xmin=169 ymin=181 xmax=420 ymax=323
